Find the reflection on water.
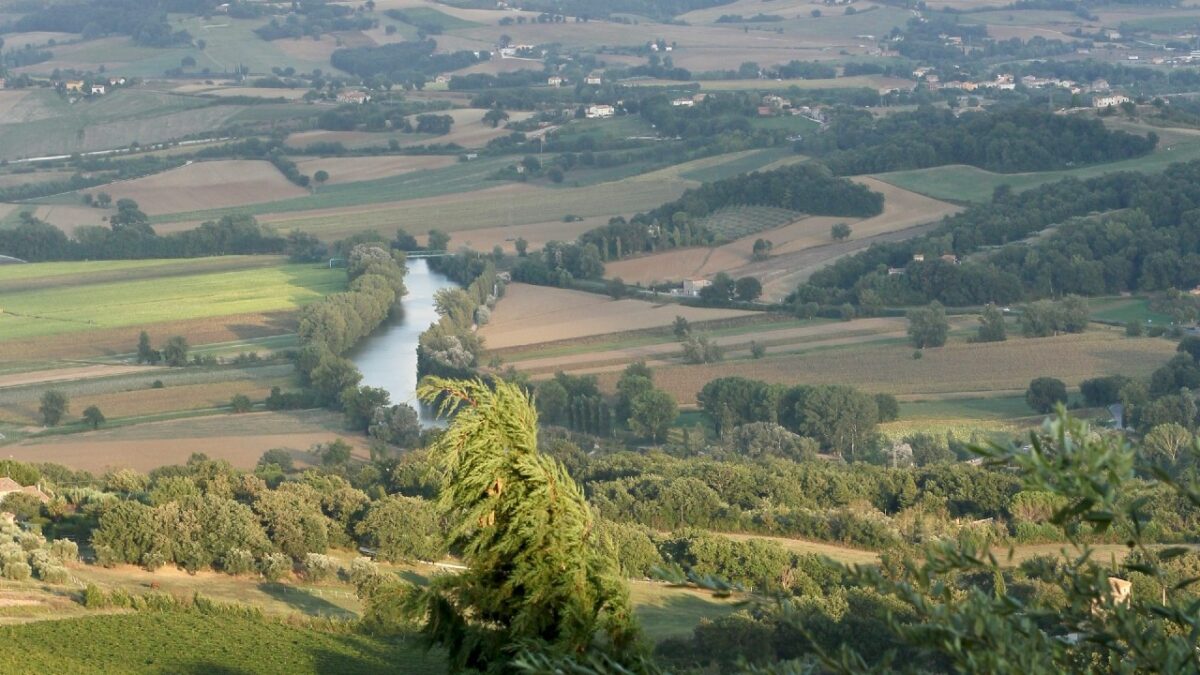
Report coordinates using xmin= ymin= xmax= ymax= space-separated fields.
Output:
xmin=349 ymin=258 xmax=458 ymax=426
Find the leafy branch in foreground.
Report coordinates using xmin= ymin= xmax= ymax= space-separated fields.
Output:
xmin=407 ymin=377 xmax=641 ymax=672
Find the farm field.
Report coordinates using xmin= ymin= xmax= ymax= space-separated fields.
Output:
xmin=603 ymin=177 xmax=961 ymax=299
xmin=292 ymin=155 xmax=458 ymax=185
xmin=0 ymin=88 xmax=243 ymax=161
xmin=0 ymin=610 xmax=443 ymax=674
xmin=592 ymin=326 xmax=1177 ymax=404
xmin=2 ymin=410 xmax=365 ymax=472
xmin=84 ymin=160 xmax=309 ymax=216
xmin=287 ymin=108 xmax=534 ymax=151
xmin=0 ymin=256 xmax=285 ymax=293
xmin=0 ymin=261 xmax=343 ymax=342
xmin=478 ymin=284 xmax=756 ymax=351
xmin=875 ymin=132 xmax=1200 ymax=203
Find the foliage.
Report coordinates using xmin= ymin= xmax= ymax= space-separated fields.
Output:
xmin=39 ymin=389 xmax=68 ymax=426
xmin=906 ymin=302 xmax=949 ymax=349
xmin=355 ymin=495 xmax=446 ymax=563
xmin=1026 ymin=377 xmax=1068 ymax=414
xmin=408 ymin=378 xmax=639 ymax=670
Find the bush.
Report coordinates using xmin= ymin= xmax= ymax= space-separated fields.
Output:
xmin=259 ymin=552 xmax=293 ymax=582
xmin=1026 ymin=377 xmax=1068 ymax=413
xmin=303 ymin=553 xmax=339 ymax=583
xmin=94 ymin=544 xmax=120 ymax=568
xmin=141 ymin=551 xmax=167 ymax=572
xmin=49 ymin=538 xmax=79 ymax=563
xmin=40 ymin=565 xmax=70 ymax=584
xmin=350 ymin=557 xmax=384 ymax=596
xmin=18 ymin=532 xmax=44 ymax=552
xmin=3 ymin=561 xmax=31 ymax=581
xmin=83 ymin=583 xmax=107 ymax=608
xmin=222 ymin=548 xmax=256 ymax=576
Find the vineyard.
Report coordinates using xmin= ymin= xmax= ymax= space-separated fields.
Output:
xmin=696 ymin=206 xmax=801 ymax=242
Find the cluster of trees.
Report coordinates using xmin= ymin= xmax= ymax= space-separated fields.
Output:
xmin=0 ymin=212 xmax=287 ymax=262
xmin=577 ymin=164 xmax=883 ymax=262
xmin=9 ymin=0 xmax=194 ymax=46
xmin=805 ymin=106 xmax=1157 ymax=175
xmin=417 ymin=253 xmax=499 ymax=378
xmin=255 ymin=1 xmax=374 ymax=40
xmin=330 ymin=40 xmax=484 ymax=89
xmin=798 ymin=161 xmax=1200 ymax=307
xmin=135 ymin=331 xmax=192 ymax=367
xmin=510 ymin=239 xmax=604 ymax=286
xmin=697 ymin=376 xmax=899 ymax=461
xmin=535 ymin=363 xmax=678 ymax=441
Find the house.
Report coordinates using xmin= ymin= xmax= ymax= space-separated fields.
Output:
xmin=585 ymin=73 xmax=603 ymax=85
xmin=940 ymin=254 xmax=959 ymax=264
xmin=434 ymin=75 xmax=450 ymax=84
xmin=336 ymin=90 xmax=370 ymax=104
xmin=682 ymin=279 xmax=710 ymax=297
xmin=547 ymin=76 xmax=564 ymax=87
xmin=108 ymin=77 xmax=126 ymax=86
xmin=585 ymin=104 xmax=615 ymax=119
xmin=762 ymin=94 xmax=787 ymax=109
xmin=64 ymin=80 xmax=84 ymax=93
xmin=912 ymin=253 xmax=925 ymax=262
xmin=1091 ymin=78 xmax=1111 ymax=92
xmin=1094 ymin=94 xmax=1130 ymax=109
xmin=0 ymin=477 xmax=49 ymax=505
xmin=757 ymin=106 xmax=775 ymax=117
xmin=90 ymin=84 xmax=106 ymax=95
xmin=671 ymin=97 xmax=694 ymax=107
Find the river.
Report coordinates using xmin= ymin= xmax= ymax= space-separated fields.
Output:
xmin=350 ymin=258 xmax=458 ymax=426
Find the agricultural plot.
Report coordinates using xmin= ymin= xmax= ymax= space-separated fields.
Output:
xmin=0 ymin=261 xmax=344 ymax=342
xmin=602 ymin=327 xmax=1177 ymax=405
xmin=695 ymin=206 xmax=803 ymax=242
xmin=0 ymin=88 xmax=242 ymax=161
xmin=4 ymin=410 xmax=365 ymax=472
xmin=875 ymin=133 xmax=1200 ymax=204
xmin=0 ymin=256 xmax=283 ymax=293
xmin=292 ymin=155 xmax=457 ymax=185
xmin=478 ymin=283 xmax=755 ymax=351
xmin=80 ymin=160 xmax=310 ymax=216
xmin=0 ymin=611 xmax=443 ymax=674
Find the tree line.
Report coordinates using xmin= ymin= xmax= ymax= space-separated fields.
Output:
xmin=577 ymin=163 xmax=884 ymax=262
xmin=330 ymin=40 xmax=485 ymax=89
xmin=797 ymin=160 xmax=1200 ymax=307
xmin=804 ymin=106 xmax=1157 ymax=175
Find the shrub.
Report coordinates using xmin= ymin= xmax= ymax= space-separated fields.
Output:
xmin=3 ymin=561 xmax=31 ymax=581
xmin=350 ymin=557 xmax=384 ymax=596
xmin=18 ymin=532 xmax=44 ymax=552
xmin=222 ymin=548 xmax=256 ymax=575
xmin=260 ymin=552 xmax=292 ymax=582
xmin=93 ymin=544 xmax=120 ymax=568
xmin=83 ymin=583 xmax=107 ymax=608
xmin=0 ymin=542 xmax=26 ymax=565
xmin=303 ymin=553 xmax=339 ymax=583
xmin=141 ymin=551 xmax=167 ymax=572
xmin=40 ymin=565 xmax=71 ymax=584
xmin=50 ymin=539 xmax=79 ymax=562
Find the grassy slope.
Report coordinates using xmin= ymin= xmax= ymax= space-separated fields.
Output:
xmin=873 ymin=135 xmax=1200 ymax=203
xmin=0 ymin=611 xmax=443 ymax=675
xmin=0 ymin=262 xmax=344 ymax=341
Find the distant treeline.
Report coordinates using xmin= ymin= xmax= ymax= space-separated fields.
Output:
xmin=0 ymin=212 xmax=284 ymax=262
xmin=7 ymin=0 xmax=202 ymax=46
xmin=578 ymin=164 xmax=883 ymax=261
xmin=509 ymin=0 xmax=734 ymax=21
xmin=418 ymin=254 xmax=499 ymax=379
xmin=255 ymin=2 xmax=374 ymax=40
xmin=797 ymin=160 xmax=1200 ymax=307
xmin=330 ymin=40 xmax=485 ymax=89
xmin=805 ymin=106 xmax=1157 ymax=175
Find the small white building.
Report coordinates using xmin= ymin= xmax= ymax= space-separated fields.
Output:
xmin=90 ymin=84 xmax=106 ymax=95
xmin=671 ymin=97 xmax=694 ymax=107
xmin=1094 ymin=94 xmax=1130 ymax=109
xmin=585 ymin=74 xmax=603 ymax=85
xmin=586 ymin=104 xmax=615 ymax=119
xmin=547 ymin=76 xmax=564 ymax=87
xmin=682 ymin=279 xmax=711 ymax=297
xmin=336 ymin=90 xmax=370 ymax=104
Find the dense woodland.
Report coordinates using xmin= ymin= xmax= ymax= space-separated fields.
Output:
xmin=330 ymin=40 xmax=485 ymax=89
xmin=796 ymin=161 xmax=1200 ymax=307
xmin=807 ymin=106 xmax=1157 ymax=175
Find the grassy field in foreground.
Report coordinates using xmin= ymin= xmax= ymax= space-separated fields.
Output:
xmin=0 ymin=262 xmax=344 ymax=341
xmin=874 ymin=135 xmax=1200 ymax=203
xmin=0 ymin=611 xmax=443 ymax=675
xmin=0 ymin=256 xmax=285 ymax=293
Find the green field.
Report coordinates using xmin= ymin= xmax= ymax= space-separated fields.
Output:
xmin=0 ymin=261 xmax=344 ymax=341
xmin=0 ymin=88 xmax=241 ymax=161
xmin=678 ymin=147 xmax=803 ymax=183
xmin=1088 ymin=296 xmax=1175 ymax=325
xmin=392 ymin=6 xmax=481 ymax=31
xmin=875 ymin=136 xmax=1200 ymax=203
xmin=0 ymin=610 xmax=443 ymax=675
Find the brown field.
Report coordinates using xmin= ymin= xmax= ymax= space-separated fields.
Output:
xmin=0 ymin=364 xmax=154 ymax=390
xmin=99 ymin=160 xmax=310 ymax=216
xmin=286 ymin=108 xmax=534 ymax=150
xmin=604 ymin=179 xmax=959 ymax=300
xmin=0 ymin=310 xmax=297 ymax=360
xmin=602 ymin=328 xmax=1177 ymax=404
xmin=5 ymin=410 xmax=366 ymax=473
xmin=455 ymin=58 xmax=545 ymax=75
xmin=479 ymin=283 xmax=755 ymax=350
xmin=508 ymin=318 xmax=910 ymax=376
xmin=204 ymin=87 xmax=312 ymax=99
xmin=31 ymin=204 xmax=106 ymax=233
xmin=292 ymin=154 xmax=457 ymax=185
xmin=0 ymin=377 xmax=290 ymax=425
xmin=445 ymin=215 xmax=609 ymax=254
xmin=0 ymin=170 xmax=73 ymax=188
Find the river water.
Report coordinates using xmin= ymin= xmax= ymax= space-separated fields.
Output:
xmin=349 ymin=258 xmax=457 ymax=426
